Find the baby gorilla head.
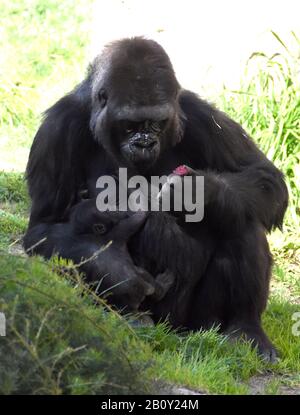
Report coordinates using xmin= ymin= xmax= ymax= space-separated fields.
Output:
xmin=70 ymin=199 xmax=122 ymax=236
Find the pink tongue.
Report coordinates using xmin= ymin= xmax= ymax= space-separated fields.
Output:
xmin=173 ymin=165 xmax=189 ymax=176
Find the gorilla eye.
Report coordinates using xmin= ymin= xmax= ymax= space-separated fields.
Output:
xmin=98 ymin=89 xmax=108 ymax=108
xmin=93 ymin=223 xmax=107 ymax=235
xmin=123 ymin=121 xmax=138 ymax=134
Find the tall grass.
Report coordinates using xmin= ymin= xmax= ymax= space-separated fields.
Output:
xmin=219 ymin=32 xmax=300 ymax=234
xmin=0 ymin=0 xmax=93 ymax=170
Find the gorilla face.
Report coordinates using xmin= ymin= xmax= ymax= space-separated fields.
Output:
xmin=109 ymin=97 xmax=181 ymax=168
xmin=91 ymin=90 xmax=179 ymax=169
xmin=89 ymin=37 xmax=182 ymax=170
xmin=113 ymin=103 xmax=177 ymax=167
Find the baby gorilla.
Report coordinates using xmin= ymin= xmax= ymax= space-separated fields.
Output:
xmin=70 ymin=199 xmax=175 ymax=315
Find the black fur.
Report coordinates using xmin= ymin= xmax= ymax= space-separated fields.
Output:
xmin=23 ymin=37 xmax=288 ymax=362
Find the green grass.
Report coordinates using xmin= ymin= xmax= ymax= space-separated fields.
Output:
xmin=0 ymin=172 xmax=29 ymax=247
xmin=0 ymin=2 xmax=299 ymax=394
xmin=0 ymin=253 xmax=157 ymax=395
xmin=0 ymin=0 xmax=92 ymax=171
xmin=218 ymin=31 xmax=300 ymax=235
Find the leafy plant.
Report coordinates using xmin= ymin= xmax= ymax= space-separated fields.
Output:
xmin=219 ymin=31 xmax=300 ymax=233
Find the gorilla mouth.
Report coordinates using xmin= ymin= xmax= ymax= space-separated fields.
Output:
xmin=121 ymin=139 xmax=160 ymax=165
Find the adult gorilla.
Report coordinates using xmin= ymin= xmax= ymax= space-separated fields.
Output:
xmin=23 ymin=37 xmax=288 ymax=361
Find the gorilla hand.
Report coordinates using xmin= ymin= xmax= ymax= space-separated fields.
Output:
xmin=158 ymin=165 xmax=218 ymax=221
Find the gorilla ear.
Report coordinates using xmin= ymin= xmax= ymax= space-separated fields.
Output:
xmin=98 ymin=89 xmax=108 ymax=108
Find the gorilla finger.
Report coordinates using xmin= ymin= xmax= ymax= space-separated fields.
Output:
xmin=149 ymin=270 xmax=175 ymax=302
xmin=173 ymin=165 xmax=198 ymax=176
xmin=156 ymin=269 xmax=175 ymax=289
xmin=134 ymin=266 xmax=156 ymax=290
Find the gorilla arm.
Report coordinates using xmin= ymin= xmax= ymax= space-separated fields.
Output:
xmin=168 ymin=91 xmax=289 ymax=234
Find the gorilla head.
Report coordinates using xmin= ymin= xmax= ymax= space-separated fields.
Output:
xmin=89 ymin=37 xmax=184 ymax=170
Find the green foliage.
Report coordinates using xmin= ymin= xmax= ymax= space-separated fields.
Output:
xmin=219 ymin=32 xmax=300 ymax=232
xmin=0 ymin=0 xmax=92 ymax=170
xmin=0 ymin=171 xmax=29 ymax=246
xmin=0 ymin=210 xmax=27 ymax=241
xmin=137 ymin=325 xmax=261 ymax=394
xmin=0 ymin=253 xmax=156 ymax=395
xmin=0 ymin=171 xmax=28 ymax=204
xmin=263 ymin=298 xmax=300 ymax=372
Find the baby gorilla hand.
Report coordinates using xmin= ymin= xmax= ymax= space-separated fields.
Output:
xmin=135 ymin=267 xmax=175 ymax=302
xmin=100 ymin=258 xmax=155 ymax=311
xmin=151 ymin=269 xmax=175 ymax=301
